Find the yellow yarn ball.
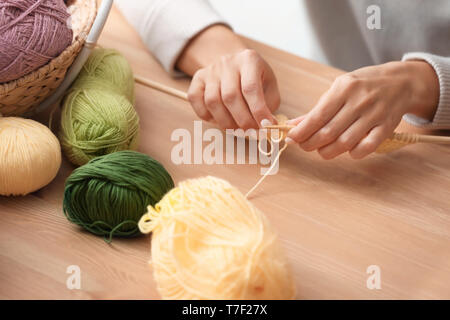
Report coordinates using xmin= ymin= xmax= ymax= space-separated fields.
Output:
xmin=138 ymin=176 xmax=296 ymax=300
xmin=0 ymin=117 xmax=61 ymax=196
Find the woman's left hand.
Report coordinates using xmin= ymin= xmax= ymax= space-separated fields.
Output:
xmin=286 ymin=61 xmax=439 ymax=159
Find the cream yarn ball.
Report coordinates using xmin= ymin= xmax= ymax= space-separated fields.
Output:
xmin=139 ymin=176 xmax=296 ymax=300
xmin=0 ymin=117 xmax=61 ymax=196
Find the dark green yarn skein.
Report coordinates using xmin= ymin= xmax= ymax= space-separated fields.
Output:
xmin=63 ymin=150 xmax=174 ymax=242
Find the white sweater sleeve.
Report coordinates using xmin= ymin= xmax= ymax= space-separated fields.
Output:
xmin=115 ymin=0 xmax=228 ymax=76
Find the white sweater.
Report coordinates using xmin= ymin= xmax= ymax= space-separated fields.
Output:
xmin=116 ymin=0 xmax=450 ymax=129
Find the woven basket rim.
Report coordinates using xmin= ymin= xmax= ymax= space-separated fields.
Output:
xmin=0 ymin=0 xmax=97 ymax=94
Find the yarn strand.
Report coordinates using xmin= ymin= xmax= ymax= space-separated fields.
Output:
xmin=246 ymin=124 xmax=289 ymax=199
xmin=245 ymin=141 xmax=288 ymax=199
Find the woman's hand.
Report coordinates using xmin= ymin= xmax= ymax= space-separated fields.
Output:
xmin=177 ymin=25 xmax=280 ymax=130
xmin=188 ymin=49 xmax=279 ymax=129
xmin=286 ymin=61 xmax=440 ymax=159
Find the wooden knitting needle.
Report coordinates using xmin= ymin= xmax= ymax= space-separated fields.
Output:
xmin=263 ymin=124 xmax=450 ymax=153
xmin=389 ymin=132 xmax=450 ymax=144
xmin=263 ymin=125 xmax=450 ymax=152
xmin=376 ymin=132 xmax=450 ymax=153
xmin=263 ymin=124 xmax=295 ymax=130
xmin=134 ymin=75 xmax=188 ymax=101
xmin=134 ymin=74 xmax=450 ymax=153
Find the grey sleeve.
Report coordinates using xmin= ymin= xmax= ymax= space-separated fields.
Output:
xmin=402 ymin=52 xmax=450 ymax=129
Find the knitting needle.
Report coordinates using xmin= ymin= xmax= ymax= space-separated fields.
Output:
xmin=134 ymin=75 xmax=188 ymax=101
xmin=134 ymin=75 xmax=293 ymax=131
xmin=263 ymin=124 xmax=295 ymax=130
xmin=134 ymin=75 xmax=295 ymax=131
xmin=134 ymin=77 xmax=296 ymax=132
xmin=376 ymin=132 xmax=450 ymax=153
xmin=134 ymin=74 xmax=450 ymax=151
xmin=407 ymin=133 xmax=450 ymax=144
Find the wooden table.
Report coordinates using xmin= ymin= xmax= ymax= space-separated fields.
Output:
xmin=1 ymin=5 xmax=449 ymax=300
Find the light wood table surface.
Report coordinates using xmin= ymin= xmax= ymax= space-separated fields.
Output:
xmin=1 ymin=5 xmax=449 ymax=300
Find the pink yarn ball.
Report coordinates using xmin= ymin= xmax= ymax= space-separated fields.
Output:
xmin=0 ymin=0 xmax=73 ymax=83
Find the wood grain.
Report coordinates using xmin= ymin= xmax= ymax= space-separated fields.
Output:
xmin=1 ymin=4 xmax=449 ymax=300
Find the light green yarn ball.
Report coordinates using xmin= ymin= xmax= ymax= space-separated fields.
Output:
xmin=60 ymin=48 xmax=139 ymax=166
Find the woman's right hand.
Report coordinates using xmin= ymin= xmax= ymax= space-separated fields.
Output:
xmin=187 ymin=49 xmax=280 ymax=130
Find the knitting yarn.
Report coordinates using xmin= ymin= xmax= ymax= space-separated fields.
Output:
xmin=138 ymin=176 xmax=296 ymax=300
xmin=60 ymin=48 xmax=139 ymax=166
xmin=0 ymin=117 xmax=61 ymax=196
xmin=0 ymin=0 xmax=73 ymax=83
xmin=63 ymin=150 xmax=174 ymax=242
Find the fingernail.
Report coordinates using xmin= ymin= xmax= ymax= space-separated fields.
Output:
xmin=287 ymin=127 xmax=296 ymax=136
xmin=285 ymin=137 xmax=295 ymax=145
xmin=260 ymin=119 xmax=272 ymax=128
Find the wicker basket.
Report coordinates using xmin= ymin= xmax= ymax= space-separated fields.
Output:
xmin=0 ymin=0 xmax=97 ymax=117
